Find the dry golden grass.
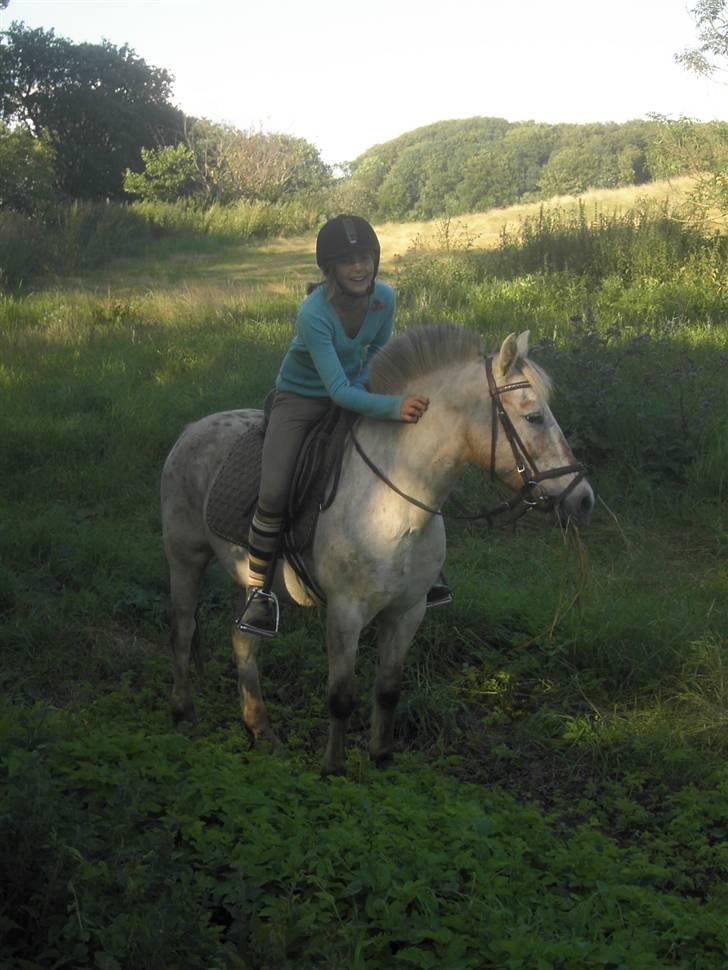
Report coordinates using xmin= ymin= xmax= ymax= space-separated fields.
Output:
xmin=375 ymin=177 xmax=697 ymax=267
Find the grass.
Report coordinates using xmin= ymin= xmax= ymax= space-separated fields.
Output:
xmin=377 ymin=176 xmax=699 ymax=260
xmin=33 ymin=177 xmax=699 ymax=299
xmin=2 ymin=188 xmax=728 ymax=967
xmin=62 ymin=235 xmax=316 ymax=296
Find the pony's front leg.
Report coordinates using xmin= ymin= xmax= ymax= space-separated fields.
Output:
xmin=322 ymin=599 xmax=363 ymax=777
xmin=232 ymin=591 xmax=280 ymax=748
xmin=370 ymin=599 xmax=427 ymax=767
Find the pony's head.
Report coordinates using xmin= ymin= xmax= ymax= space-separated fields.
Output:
xmin=368 ymin=323 xmax=593 ymax=526
xmin=490 ymin=330 xmax=594 ymax=526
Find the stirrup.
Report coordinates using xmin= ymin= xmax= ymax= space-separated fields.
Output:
xmin=426 ymin=583 xmax=453 ymax=608
xmin=235 ymin=588 xmax=280 ymax=638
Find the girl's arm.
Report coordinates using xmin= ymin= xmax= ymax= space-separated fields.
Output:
xmin=301 ymin=312 xmax=403 ymax=420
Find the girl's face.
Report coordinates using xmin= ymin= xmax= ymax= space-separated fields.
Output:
xmin=333 ymin=251 xmax=375 ymax=297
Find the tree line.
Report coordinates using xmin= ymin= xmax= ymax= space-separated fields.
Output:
xmin=344 ymin=117 xmax=667 ymax=221
xmin=1 ymin=13 xmax=726 ymax=226
xmin=0 ymin=21 xmax=331 ymax=217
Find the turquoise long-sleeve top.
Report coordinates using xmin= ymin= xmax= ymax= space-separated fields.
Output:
xmin=275 ymin=280 xmax=404 ymax=421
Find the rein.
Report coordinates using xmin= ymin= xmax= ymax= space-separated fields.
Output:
xmin=349 ymin=355 xmax=586 ymax=525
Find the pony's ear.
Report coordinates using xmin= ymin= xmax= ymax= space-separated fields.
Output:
xmin=516 ymin=330 xmax=530 ymax=357
xmin=496 ymin=332 xmax=519 ymax=380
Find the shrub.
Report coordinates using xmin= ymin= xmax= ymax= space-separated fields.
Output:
xmin=0 ymin=124 xmax=60 ymax=218
xmin=124 ymin=144 xmax=200 ymax=203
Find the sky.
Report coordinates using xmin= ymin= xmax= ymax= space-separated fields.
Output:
xmin=2 ymin=0 xmax=725 ymax=166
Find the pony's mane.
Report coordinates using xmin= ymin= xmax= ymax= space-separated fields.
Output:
xmin=368 ymin=323 xmax=552 ymax=402
xmin=368 ymin=324 xmax=483 ymax=394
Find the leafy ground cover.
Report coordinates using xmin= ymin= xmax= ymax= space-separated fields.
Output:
xmin=1 ymin=194 xmax=727 ymax=967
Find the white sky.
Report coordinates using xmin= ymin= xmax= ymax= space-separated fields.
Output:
xmin=3 ymin=0 xmax=726 ymax=165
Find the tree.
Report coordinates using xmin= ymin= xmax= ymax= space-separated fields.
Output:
xmin=457 ymin=147 xmax=519 ymax=212
xmin=676 ymin=0 xmax=728 ymax=76
xmin=375 ymin=145 xmax=425 ymax=220
xmin=123 ymin=144 xmax=199 ymax=202
xmin=0 ymin=22 xmax=183 ymax=199
xmin=0 ymin=121 xmax=58 ymax=215
xmin=180 ymin=118 xmax=330 ymax=205
xmin=223 ymin=129 xmax=330 ymax=203
xmin=667 ymin=1 xmax=728 ymax=224
xmin=539 ymin=145 xmax=600 ymax=197
xmin=650 ymin=117 xmax=728 ymax=225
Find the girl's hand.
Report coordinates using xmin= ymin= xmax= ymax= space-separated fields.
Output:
xmin=400 ymin=394 xmax=430 ymax=423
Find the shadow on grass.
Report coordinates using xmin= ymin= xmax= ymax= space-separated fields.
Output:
xmin=45 ymin=235 xmax=318 ymax=297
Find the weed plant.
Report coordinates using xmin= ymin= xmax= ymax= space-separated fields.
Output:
xmin=3 ymin=700 xmax=728 ymax=969
xmin=1 ymin=202 xmax=727 ymax=967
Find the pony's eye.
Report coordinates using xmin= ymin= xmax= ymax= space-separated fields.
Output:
xmin=525 ymin=412 xmax=544 ymax=425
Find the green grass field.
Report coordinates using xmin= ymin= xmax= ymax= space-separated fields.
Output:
xmin=2 ymin=184 xmax=728 ymax=968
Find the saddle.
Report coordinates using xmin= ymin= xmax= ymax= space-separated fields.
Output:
xmin=205 ymin=398 xmax=356 ymax=601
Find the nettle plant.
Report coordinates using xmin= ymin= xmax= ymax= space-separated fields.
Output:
xmin=534 ymin=316 xmax=724 ymax=486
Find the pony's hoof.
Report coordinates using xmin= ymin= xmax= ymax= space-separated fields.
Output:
xmin=320 ymin=763 xmax=347 ymax=779
xmin=254 ymin=733 xmax=283 ymax=755
xmin=171 ymin=702 xmax=197 ymax=725
xmin=371 ymin=751 xmax=395 ymax=770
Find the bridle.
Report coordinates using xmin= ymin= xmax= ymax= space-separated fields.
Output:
xmin=483 ymin=356 xmax=587 ymax=515
xmin=349 ymin=355 xmax=587 ymax=526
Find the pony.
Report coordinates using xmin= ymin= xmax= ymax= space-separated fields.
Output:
xmin=161 ymin=325 xmax=593 ymax=775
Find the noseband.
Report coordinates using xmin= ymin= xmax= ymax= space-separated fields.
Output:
xmin=349 ymin=355 xmax=587 ymax=525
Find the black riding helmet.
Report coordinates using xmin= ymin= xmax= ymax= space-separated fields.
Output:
xmin=316 ymin=215 xmax=381 ymax=279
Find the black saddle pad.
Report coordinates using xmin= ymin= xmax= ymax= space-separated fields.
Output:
xmin=206 ymin=425 xmax=264 ymax=546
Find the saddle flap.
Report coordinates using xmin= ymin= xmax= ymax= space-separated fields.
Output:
xmin=286 ymin=405 xmax=357 ymax=551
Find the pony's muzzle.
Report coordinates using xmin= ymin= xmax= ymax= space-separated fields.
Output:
xmin=557 ymin=479 xmax=595 ymax=527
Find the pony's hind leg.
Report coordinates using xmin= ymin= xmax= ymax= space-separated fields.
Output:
xmin=232 ymin=589 xmax=280 ymax=747
xmin=370 ymin=600 xmax=427 ymax=767
xmin=167 ymin=544 xmax=210 ymax=724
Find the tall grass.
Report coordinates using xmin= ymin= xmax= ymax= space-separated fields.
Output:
xmin=396 ymin=199 xmax=727 ymax=321
xmin=0 ymin=197 xmax=323 ymax=292
xmin=0 ymin=210 xmax=52 ymax=291
xmin=132 ymin=196 xmax=322 ymax=243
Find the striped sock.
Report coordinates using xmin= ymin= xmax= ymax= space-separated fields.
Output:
xmin=247 ymin=505 xmax=284 ymax=589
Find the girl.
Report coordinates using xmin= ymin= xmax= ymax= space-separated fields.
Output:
xmin=237 ymin=214 xmax=449 ymax=637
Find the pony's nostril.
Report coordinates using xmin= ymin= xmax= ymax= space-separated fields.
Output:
xmin=581 ymin=493 xmax=593 ymax=515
